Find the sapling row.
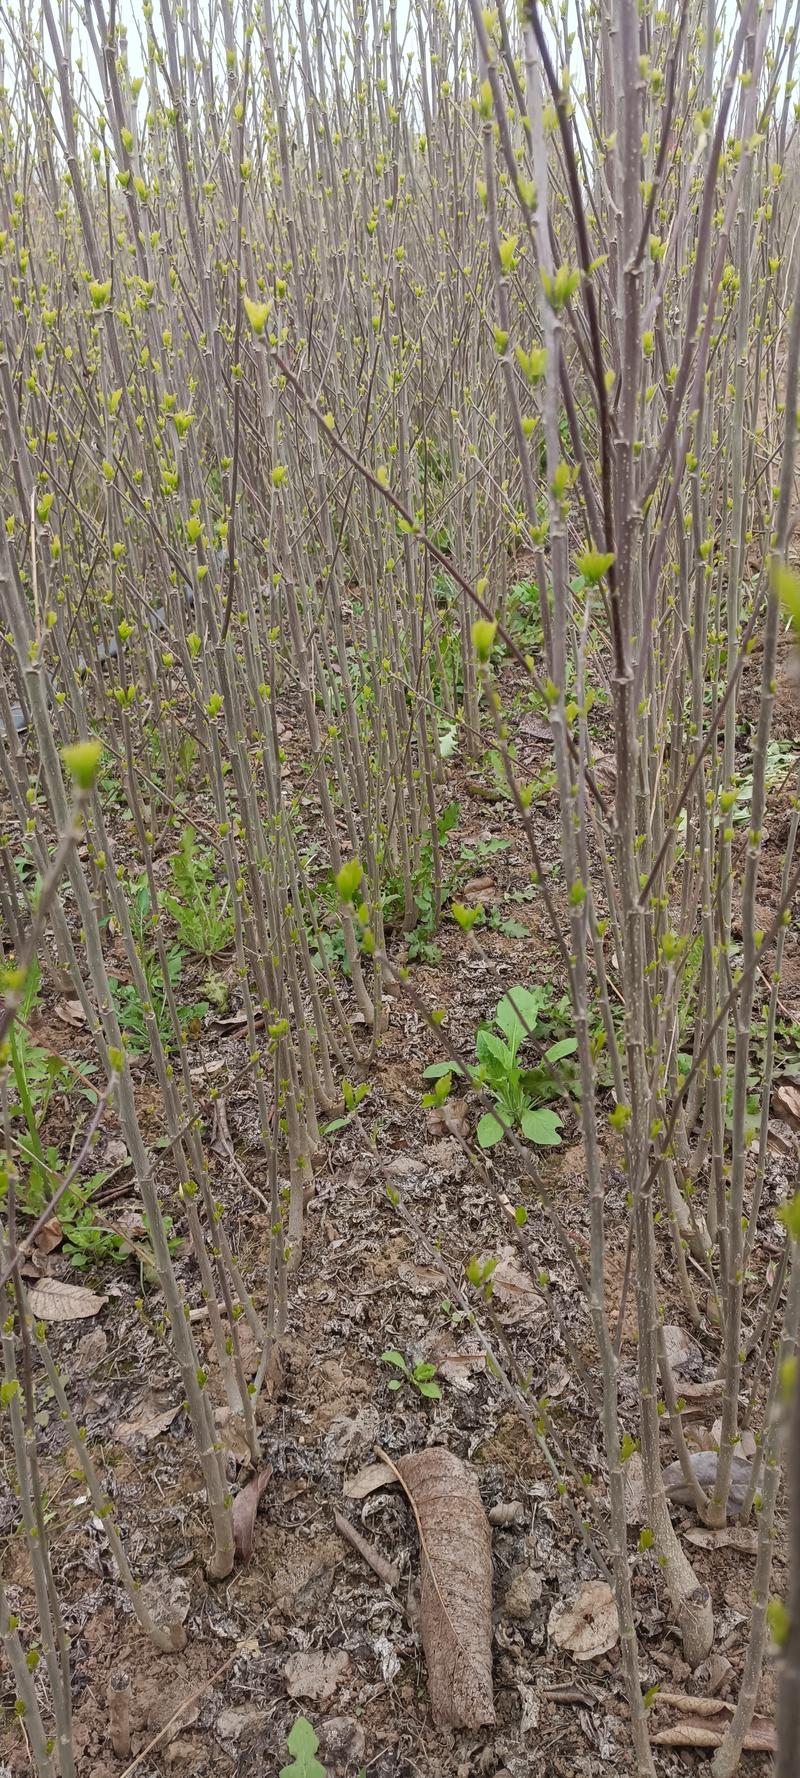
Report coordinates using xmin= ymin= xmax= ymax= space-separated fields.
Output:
xmin=1 ymin=0 xmax=800 ymax=1772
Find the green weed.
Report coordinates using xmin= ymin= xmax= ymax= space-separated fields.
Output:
xmin=424 ymin=982 xmax=577 ymax=1149
xmin=165 ymin=826 xmax=235 ymax=956
xmin=380 ymin=1348 xmax=442 ymax=1399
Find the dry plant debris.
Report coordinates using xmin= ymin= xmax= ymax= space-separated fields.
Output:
xmin=394 ymin=1447 xmax=495 ymax=1729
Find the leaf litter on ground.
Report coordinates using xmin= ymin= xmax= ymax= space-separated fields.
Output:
xmin=390 ymin=1444 xmax=495 ymax=1729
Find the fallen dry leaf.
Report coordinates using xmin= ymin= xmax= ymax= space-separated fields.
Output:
xmin=395 ymin=1446 xmax=495 ymax=1729
xmin=397 ymin=1261 xmax=447 ymax=1296
xmin=115 ymin=1400 xmax=181 ymax=1446
xmin=683 ymin=1525 xmax=759 ymax=1554
xmin=772 ymin=1079 xmax=800 ymax=1129
xmin=651 ymin=1695 xmax=775 ymax=1753
xmin=548 ymin=1581 xmax=619 ymax=1663
xmin=284 ymin=1649 xmax=351 ymax=1704
xmin=28 ymin=1277 xmax=107 ymax=1322
xmin=485 ymin=1247 xmax=543 ymax=1330
xmin=233 ymin=1465 xmax=272 ymax=1563
xmin=427 ymin=1097 xmax=469 ymax=1140
xmin=34 ymin=1217 xmax=63 ymax=1256
xmin=343 ymin=1460 xmax=395 ymax=1501
xmin=55 ymin=998 xmax=86 ymax=1028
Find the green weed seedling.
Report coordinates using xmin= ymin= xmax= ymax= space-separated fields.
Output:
xmin=488 ymin=905 xmax=528 ymax=939
xmin=108 ymin=876 xmax=209 ymax=1052
xmin=165 ymin=825 xmax=235 ymax=956
xmin=380 ymin=1348 xmax=442 ymax=1399
xmin=280 ymin=1715 xmax=325 ymax=1778
xmin=423 ymin=982 xmax=577 ymax=1149
xmin=382 ymin=799 xmax=460 ymax=963
xmin=280 ymin=1714 xmax=367 ymax=1778
xmin=458 ymin=831 xmax=510 ymax=871
xmin=109 ymin=949 xmax=208 ymax=1055
xmin=503 ymin=577 xmax=542 ymax=654
xmin=8 ymin=963 xmax=98 ymax=1200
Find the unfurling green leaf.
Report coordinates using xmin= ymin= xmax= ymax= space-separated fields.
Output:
xmin=335 ymin=858 xmax=363 ymax=902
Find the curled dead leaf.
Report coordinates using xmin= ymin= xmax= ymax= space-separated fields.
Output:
xmin=548 ymin=1581 xmax=619 ymax=1663
xmin=55 ymin=998 xmax=86 ymax=1028
xmin=772 ymin=1079 xmax=800 ymax=1130
xmin=394 ymin=1446 xmax=495 ymax=1729
xmin=651 ymin=1694 xmax=775 ymax=1752
xmin=34 ymin=1217 xmax=63 ymax=1256
xmin=233 ymin=1465 xmax=272 ymax=1564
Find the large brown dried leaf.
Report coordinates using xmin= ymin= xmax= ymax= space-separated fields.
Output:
xmin=395 ymin=1447 xmax=494 ymax=1729
xmin=28 ymin=1278 xmax=107 ymax=1322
